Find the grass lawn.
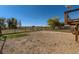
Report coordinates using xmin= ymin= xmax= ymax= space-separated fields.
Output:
xmin=1 ymin=31 xmax=29 ymax=39
xmin=52 ymin=29 xmax=71 ymax=33
xmin=6 ymin=33 xmax=28 ymax=39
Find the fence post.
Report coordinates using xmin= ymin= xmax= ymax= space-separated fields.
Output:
xmin=75 ymin=24 xmax=78 ymax=41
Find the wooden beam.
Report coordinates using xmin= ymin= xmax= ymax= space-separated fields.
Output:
xmin=75 ymin=24 xmax=78 ymax=41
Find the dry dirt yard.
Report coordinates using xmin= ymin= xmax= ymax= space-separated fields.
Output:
xmin=1 ymin=31 xmax=79 ymax=54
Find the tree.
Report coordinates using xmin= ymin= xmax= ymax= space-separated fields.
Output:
xmin=0 ymin=17 xmax=6 ymax=35
xmin=48 ymin=17 xmax=60 ymax=29
xmin=0 ymin=17 xmax=6 ymax=29
xmin=60 ymin=22 xmax=64 ymax=26
xmin=7 ymin=18 xmax=17 ymax=29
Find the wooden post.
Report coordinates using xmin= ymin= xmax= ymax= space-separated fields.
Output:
xmin=0 ymin=26 xmax=2 ymax=36
xmin=0 ymin=36 xmax=7 ymax=54
xmin=75 ymin=24 xmax=78 ymax=41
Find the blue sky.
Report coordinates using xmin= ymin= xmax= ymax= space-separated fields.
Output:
xmin=0 ymin=5 xmax=79 ymax=26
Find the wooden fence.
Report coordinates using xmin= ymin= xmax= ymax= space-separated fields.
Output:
xmin=1 ymin=28 xmax=30 ymax=35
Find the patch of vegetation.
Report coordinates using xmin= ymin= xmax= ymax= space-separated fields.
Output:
xmin=52 ymin=29 xmax=71 ymax=33
xmin=3 ymin=32 xmax=29 ymax=39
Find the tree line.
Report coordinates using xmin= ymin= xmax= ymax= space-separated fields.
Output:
xmin=0 ymin=16 xmax=64 ymax=30
xmin=0 ymin=17 xmax=21 ymax=29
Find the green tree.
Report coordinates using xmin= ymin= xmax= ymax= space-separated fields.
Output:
xmin=0 ymin=17 xmax=6 ymax=29
xmin=48 ymin=17 xmax=60 ymax=29
xmin=7 ymin=18 xmax=17 ymax=29
xmin=60 ymin=22 xmax=64 ymax=26
xmin=0 ymin=17 xmax=6 ymax=35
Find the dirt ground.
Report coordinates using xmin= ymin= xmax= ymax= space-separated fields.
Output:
xmin=1 ymin=31 xmax=79 ymax=54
